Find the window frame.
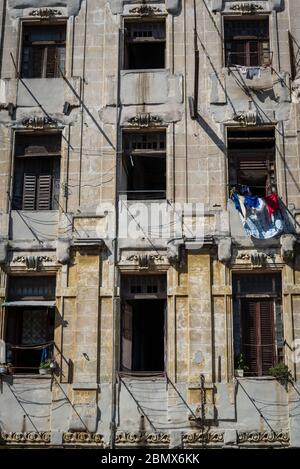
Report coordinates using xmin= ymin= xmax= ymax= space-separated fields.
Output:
xmin=20 ymin=21 xmax=67 ymax=79
xmin=123 ymin=18 xmax=166 ymax=70
xmin=120 ymin=130 xmax=167 ymax=201
xmin=12 ymin=132 xmax=62 ymax=211
xmin=227 ymin=126 xmax=277 ymax=198
xmin=4 ymin=275 xmax=56 ymax=374
xmin=232 ymin=273 xmax=284 ymax=377
xmin=223 ymin=16 xmax=271 ymax=67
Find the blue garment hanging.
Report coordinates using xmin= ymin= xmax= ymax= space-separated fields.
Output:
xmin=40 ymin=347 xmax=47 ymax=364
xmin=244 ymin=195 xmax=259 ymax=209
xmin=239 ymin=185 xmax=251 ymax=196
xmin=231 ymin=192 xmax=242 ymax=214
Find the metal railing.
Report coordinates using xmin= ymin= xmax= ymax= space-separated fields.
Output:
xmin=227 ymin=50 xmax=273 ymax=68
xmin=119 ymin=190 xmax=166 ymax=200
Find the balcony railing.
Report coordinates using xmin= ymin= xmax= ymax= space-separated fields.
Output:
xmin=227 ymin=50 xmax=273 ymax=68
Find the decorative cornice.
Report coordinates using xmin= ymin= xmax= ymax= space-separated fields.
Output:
xmin=12 ymin=255 xmax=55 ymax=271
xmin=63 ymin=432 xmax=104 ymax=445
xmin=125 ymin=254 xmax=166 ymax=269
xmin=237 ymin=431 xmax=290 ymax=444
xmin=29 ymin=8 xmax=63 ymax=19
xmin=236 ymin=251 xmax=276 ymax=266
xmin=21 ymin=116 xmax=60 ymax=130
xmin=129 ymin=6 xmax=162 ymax=16
xmin=127 ymin=113 xmax=163 ymax=128
xmin=0 ymin=432 xmax=50 ymax=444
xmin=182 ymin=431 xmax=224 ymax=445
xmin=233 ymin=110 xmax=257 ymax=126
xmin=115 ymin=432 xmax=170 ymax=446
xmin=230 ymin=3 xmax=264 ymax=14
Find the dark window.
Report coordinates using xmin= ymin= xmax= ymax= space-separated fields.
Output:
xmin=21 ymin=24 xmax=66 ymax=78
xmin=5 ymin=276 xmax=56 ymax=373
xmin=124 ymin=20 xmax=165 ymax=69
xmin=121 ymin=132 xmax=166 ymax=200
xmin=288 ymin=31 xmax=300 ymax=81
xmin=120 ymin=275 xmax=167 ymax=372
xmin=224 ymin=18 xmax=270 ymax=67
xmin=7 ymin=276 xmax=56 ymax=300
xmin=12 ymin=133 xmax=61 ymax=210
xmin=228 ymin=127 xmax=276 ymax=197
xmin=233 ymin=273 xmax=284 ymax=377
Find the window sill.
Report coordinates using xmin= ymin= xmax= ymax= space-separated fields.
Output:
xmin=234 ymin=375 xmax=277 ymax=381
xmin=121 ymin=68 xmax=167 ymax=73
xmin=10 ymin=374 xmax=52 ymax=379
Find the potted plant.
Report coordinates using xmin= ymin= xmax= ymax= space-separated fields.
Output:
xmin=234 ymin=353 xmax=249 ymax=377
xmin=269 ymin=363 xmax=291 ymax=385
xmin=39 ymin=358 xmax=52 ymax=375
xmin=0 ymin=363 xmax=8 ymax=374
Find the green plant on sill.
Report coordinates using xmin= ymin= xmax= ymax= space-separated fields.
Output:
xmin=234 ymin=352 xmax=249 ymax=372
xmin=269 ymin=363 xmax=291 ymax=382
xmin=39 ymin=358 xmax=51 ymax=369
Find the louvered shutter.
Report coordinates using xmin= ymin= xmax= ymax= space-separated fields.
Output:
xmin=241 ymin=299 xmax=259 ymax=375
xmin=242 ymin=299 xmax=275 ymax=376
xmin=37 ymin=174 xmax=52 ymax=210
xmin=46 ymin=46 xmax=58 ymax=78
xmin=260 ymin=300 xmax=275 ymax=375
xmin=121 ymin=302 xmax=133 ymax=371
xmin=22 ymin=174 xmax=37 ymax=210
xmin=32 ymin=47 xmax=44 ymax=78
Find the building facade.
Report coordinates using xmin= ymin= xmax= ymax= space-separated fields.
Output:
xmin=0 ymin=0 xmax=300 ymax=448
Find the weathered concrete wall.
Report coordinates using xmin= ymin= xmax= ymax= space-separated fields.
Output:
xmin=0 ymin=0 xmax=299 ymax=449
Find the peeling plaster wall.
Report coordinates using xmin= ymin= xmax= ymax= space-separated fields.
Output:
xmin=0 ymin=0 xmax=300 ymax=449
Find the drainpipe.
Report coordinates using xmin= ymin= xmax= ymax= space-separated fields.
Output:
xmin=193 ymin=0 xmax=199 ymax=118
xmin=78 ymin=0 xmax=88 ymax=207
xmin=110 ymin=24 xmax=122 ymax=450
xmin=0 ymin=0 xmax=7 ymax=78
xmin=189 ymin=0 xmax=199 ymax=120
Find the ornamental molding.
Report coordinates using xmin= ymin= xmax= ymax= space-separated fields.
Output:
xmin=125 ymin=254 xmax=167 ymax=269
xmin=0 ymin=432 xmax=50 ymax=444
xmin=182 ymin=431 xmax=224 ymax=445
xmin=12 ymin=255 xmax=55 ymax=271
xmin=63 ymin=432 xmax=104 ymax=445
xmin=29 ymin=8 xmax=63 ymax=19
xmin=20 ymin=116 xmax=61 ymax=130
xmin=115 ymin=432 xmax=170 ymax=446
xmin=236 ymin=250 xmax=276 ymax=266
xmin=230 ymin=3 xmax=264 ymax=14
xmin=127 ymin=113 xmax=163 ymax=128
xmin=129 ymin=6 xmax=162 ymax=16
xmin=237 ymin=431 xmax=290 ymax=444
xmin=233 ymin=110 xmax=257 ymax=126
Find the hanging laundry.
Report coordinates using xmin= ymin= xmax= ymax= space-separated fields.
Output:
xmin=241 ymin=198 xmax=284 ymax=239
xmin=231 ymin=191 xmax=242 ymax=212
xmin=239 ymin=66 xmax=247 ymax=76
xmin=246 ymin=67 xmax=261 ymax=80
xmin=265 ymin=193 xmax=281 ymax=218
xmin=244 ymin=195 xmax=259 ymax=209
xmin=237 ymin=194 xmax=246 ymax=218
xmin=239 ymin=185 xmax=251 ymax=196
xmin=231 ymin=192 xmax=246 ymax=218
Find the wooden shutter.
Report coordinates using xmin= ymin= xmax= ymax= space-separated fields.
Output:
xmin=260 ymin=300 xmax=275 ymax=375
xmin=32 ymin=47 xmax=44 ymax=78
xmin=37 ymin=174 xmax=52 ymax=210
xmin=241 ymin=299 xmax=259 ymax=375
xmin=241 ymin=299 xmax=275 ymax=376
xmin=22 ymin=174 xmax=37 ymax=210
xmin=46 ymin=46 xmax=58 ymax=78
xmin=121 ymin=302 xmax=133 ymax=371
